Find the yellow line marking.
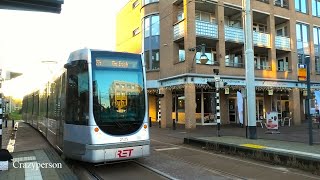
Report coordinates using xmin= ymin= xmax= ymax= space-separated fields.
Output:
xmin=240 ymin=144 xmax=267 ymax=149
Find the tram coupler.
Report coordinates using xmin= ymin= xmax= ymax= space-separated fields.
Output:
xmin=173 ymin=119 xmax=176 ymax=130
xmin=217 ymin=122 xmax=221 ymax=137
xmin=149 ymin=117 xmax=152 ymax=127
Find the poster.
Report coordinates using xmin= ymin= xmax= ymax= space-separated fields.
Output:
xmin=266 ymin=111 xmax=278 ymax=130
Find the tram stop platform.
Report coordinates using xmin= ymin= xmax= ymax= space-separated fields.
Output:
xmin=0 ymin=120 xmax=77 ymax=180
xmin=151 ymin=122 xmax=320 ymax=173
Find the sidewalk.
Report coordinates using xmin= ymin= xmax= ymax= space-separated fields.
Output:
xmin=151 ymin=122 xmax=320 ymax=173
xmin=0 ymin=121 xmax=77 ymax=180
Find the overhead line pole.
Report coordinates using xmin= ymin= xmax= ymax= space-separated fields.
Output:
xmin=243 ymin=0 xmax=257 ymax=139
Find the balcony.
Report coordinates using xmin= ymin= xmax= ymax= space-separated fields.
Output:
xmin=275 ymin=36 xmax=290 ymax=50
xmin=225 ymin=26 xmax=270 ymax=47
xmin=195 ymin=20 xmax=218 ymax=39
xmin=274 ymin=0 xmax=289 ymax=9
xmin=173 ymin=20 xmax=184 ymax=40
xmin=173 ymin=20 xmax=218 ymax=41
xmin=253 ymin=31 xmax=270 ymax=47
xmin=224 ymin=26 xmax=244 ymax=43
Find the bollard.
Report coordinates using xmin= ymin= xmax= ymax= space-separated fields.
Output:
xmin=158 ymin=120 xmax=161 ymax=128
xmin=149 ymin=117 xmax=152 ymax=127
xmin=173 ymin=119 xmax=176 ymax=130
xmin=5 ymin=119 xmax=7 ymax=128
xmin=12 ymin=119 xmax=14 ymax=128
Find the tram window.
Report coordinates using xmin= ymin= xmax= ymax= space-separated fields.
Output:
xmin=65 ymin=60 xmax=89 ymax=125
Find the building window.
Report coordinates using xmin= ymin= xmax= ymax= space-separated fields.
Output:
xmin=144 ymin=14 xmax=160 ymax=70
xmin=274 ymin=0 xmax=289 ymax=8
xmin=295 ymin=0 xmax=308 ymax=13
xmin=143 ymin=0 xmax=158 ymax=5
xmin=133 ymin=28 xmax=140 ymax=37
xmin=296 ymin=23 xmax=310 ymax=64
xmin=132 ymin=0 xmax=139 ymax=9
xmin=151 ymin=49 xmax=160 ymax=69
xmin=195 ymin=11 xmax=215 ymax=23
xmin=253 ymin=23 xmax=267 ymax=33
xmin=312 ymin=0 xmax=320 ymax=17
xmin=276 ymin=24 xmax=288 ymax=37
xmin=144 ymin=16 xmax=150 ymax=37
xmin=314 ymin=26 xmax=320 ymax=73
xmin=177 ymin=11 xmax=184 ymax=22
xmin=179 ymin=49 xmax=185 ymax=62
xmin=195 ymin=48 xmax=217 ymax=65
xmin=151 ymin=15 xmax=160 ymax=36
xmin=225 ymin=54 xmax=243 ymax=68
xmin=277 ymin=57 xmax=289 ymax=71
xmin=254 ymin=56 xmax=270 ymax=70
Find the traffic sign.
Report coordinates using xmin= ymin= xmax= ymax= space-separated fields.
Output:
xmin=297 ymin=64 xmax=307 ymax=81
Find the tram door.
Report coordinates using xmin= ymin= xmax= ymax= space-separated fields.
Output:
xmin=228 ymin=99 xmax=237 ymax=123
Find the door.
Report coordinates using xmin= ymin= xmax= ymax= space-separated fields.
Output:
xmin=229 ymin=99 xmax=237 ymax=123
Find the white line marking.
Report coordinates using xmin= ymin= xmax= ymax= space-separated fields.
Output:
xmin=154 ymin=147 xmax=180 ymax=151
xmin=151 ymin=139 xmax=320 ymax=179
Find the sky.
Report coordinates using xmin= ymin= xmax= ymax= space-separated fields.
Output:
xmin=0 ymin=0 xmax=129 ymax=99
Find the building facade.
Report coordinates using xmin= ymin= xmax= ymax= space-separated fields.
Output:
xmin=116 ymin=0 xmax=320 ymax=129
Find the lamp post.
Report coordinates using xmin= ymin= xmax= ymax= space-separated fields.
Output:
xmin=305 ymin=57 xmax=313 ymax=145
xmin=188 ymin=44 xmax=209 ymax=72
xmin=243 ymin=0 xmax=257 ymax=139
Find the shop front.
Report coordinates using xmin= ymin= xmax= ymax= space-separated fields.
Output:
xmin=147 ymin=74 xmax=320 ymax=129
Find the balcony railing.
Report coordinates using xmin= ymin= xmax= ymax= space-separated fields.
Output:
xmin=195 ymin=20 xmax=218 ymax=39
xmin=173 ymin=20 xmax=184 ymax=40
xmin=225 ymin=26 xmax=270 ymax=47
xmin=255 ymin=65 xmax=271 ymax=70
xmin=257 ymin=0 xmax=269 ymax=3
xmin=225 ymin=26 xmax=244 ymax=43
xmin=253 ymin=31 xmax=270 ymax=47
xmin=277 ymin=67 xmax=292 ymax=72
xmin=174 ymin=20 xmax=287 ymax=50
xmin=225 ymin=62 xmax=244 ymax=68
xmin=275 ymin=36 xmax=290 ymax=50
xmin=274 ymin=0 xmax=289 ymax=9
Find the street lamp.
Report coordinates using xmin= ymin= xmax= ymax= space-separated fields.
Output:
xmin=188 ymin=44 xmax=209 ymax=72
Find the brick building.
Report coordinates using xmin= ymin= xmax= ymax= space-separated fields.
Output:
xmin=116 ymin=0 xmax=320 ymax=129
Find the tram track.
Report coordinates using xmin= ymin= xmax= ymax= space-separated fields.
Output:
xmin=71 ymin=159 xmax=171 ymax=180
xmin=150 ymin=138 xmax=320 ymax=180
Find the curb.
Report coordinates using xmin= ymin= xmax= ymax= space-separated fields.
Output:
xmin=184 ymin=137 xmax=320 ymax=172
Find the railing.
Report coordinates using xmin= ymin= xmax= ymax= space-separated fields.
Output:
xmin=225 ymin=26 xmax=244 ymax=43
xmin=255 ymin=65 xmax=271 ymax=70
xmin=225 ymin=62 xmax=244 ymax=68
xmin=257 ymin=0 xmax=269 ymax=3
xmin=277 ymin=67 xmax=292 ymax=72
xmin=275 ymin=36 xmax=290 ymax=50
xmin=253 ymin=31 xmax=270 ymax=47
xmin=173 ymin=20 xmax=184 ymax=40
xmin=195 ymin=20 xmax=218 ymax=39
xmin=225 ymin=26 xmax=270 ymax=47
xmin=274 ymin=0 xmax=289 ymax=9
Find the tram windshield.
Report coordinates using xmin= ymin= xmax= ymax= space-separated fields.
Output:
xmin=92 ymin=51 xmax=146 ymax=135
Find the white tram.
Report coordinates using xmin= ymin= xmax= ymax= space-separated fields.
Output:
xmin=22 ymin=49 xmax=150 ymax=163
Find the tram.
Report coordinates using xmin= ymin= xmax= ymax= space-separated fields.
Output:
xmin=22 ymin=49 xmax=150 ymax=163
